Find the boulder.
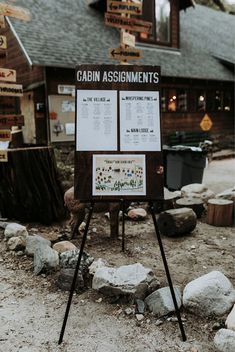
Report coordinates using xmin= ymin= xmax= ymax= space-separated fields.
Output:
xmin=127 ymin=208 xmax=147 ymax=220
xmin=214 ymin=328 xmax=235 ymax=352
xmin=226 ymin=304 xmax=235 ymax=332
xmin=92 ymin=263 xmax=160 ymax=300
xmin=181 ymin=183 xmax=215 ymax=203
xmin=57 ymin=268 xmax=84 ymax=292
xmin=216 ymin=187 xmax=235 ymax=202
xmin=4 ymin=223 xmax=28 ymax=241
xmin=7 ymin=236 xmax=26 ymax=251
xmin=34 ymin=245 xmax=59 ymax=275
xmin=145 ymin=286 xmax=182 ymax=316
xmin=53 ymin=241 xmax=77 ymax=253
xmin=59 ymin=249 xmax=94 ymax=272
xmin=183 ymin=271 xmax=235 ymax=317
xmin=89 ymin=258 xmax=109 ymax=276
xmin=25 ymin=235 xmax=51 ymax=257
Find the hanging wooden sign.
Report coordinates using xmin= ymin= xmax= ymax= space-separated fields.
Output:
xmin=0 ymin=83 xmax=23 ymax=96
xmin=200 ymin=113 xmax=213 ymax=131
xmin=0 ymin=3 xmax=31 ymax=21
xmin=109 ymin=47 xmax=142 ymax=61
xmin=0 ymin=129 xmax=11 ymax=141
xmin=107 ymin=0 xmax=142 ymax=15
xmin=0 ymin=150 xmax=8 ymax=162
xmin=0 ymin=68 xmax=16 ymax=82
xmin=121 ymin=31 xmax=135 ymax=47
xmin=105 ymin=13 xmax=152 ymax=34
xmin=0 ymin=14 xmax=5 ymax=28
xmin=0 ymin=35 xmax=7 ymax=49
xmin=0 ymin=114 xmax=24 ymax=127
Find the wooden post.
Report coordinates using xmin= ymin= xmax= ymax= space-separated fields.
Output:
xmin=207 ymin=198 xmax=234 ymax=226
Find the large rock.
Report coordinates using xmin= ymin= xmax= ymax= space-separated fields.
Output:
xmin=57 ymin=268 xmax=84 ymax=292
xmin=145 ymin=286 xmax=182 ymax=316
xmin=25 ymin=235 xmax=51 ymax=257
xmin=183 ymin=271 xmax=235 ymax=317
xmin=226 ymin=304 xmax=235 ymax=332
xmin=59 ymin=249 xmax=94 ymax=272
xmin=7 ymin=236 xmax=26 ymax=251
xmin=216 ymin=187 xmax=235 ymax=202
xmin=34 ymin=245 xmax=59 ymax=275
xmin=92 ymin=263 xmax=160 ymax=300
xmin=4 ymin=223 xmax=28 ymax=241
xmin=53 ymin=241 xmax=77 ymax=253
xmin=214 ymin=329 xmax=235 ymax=352
xmin=181 ymin=183 xmax=215 ymax=203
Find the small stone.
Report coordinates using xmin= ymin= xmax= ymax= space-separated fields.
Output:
xmin=4 ymin=223 xmax=28 ymax=241
xmin=7 ymin=236 xmax=26 ymax=251
xmin=128 ymin=208 xmax=147 ymax=220
xmin=136 ymin=314 xmax=144 ymax=321
xmin=95 ymin=298 xmax=103 ymax=303
xmin=155 ymin=319 xmax=164 ymax=326
xmin=125 ymin=308 xmax=134 ymax=315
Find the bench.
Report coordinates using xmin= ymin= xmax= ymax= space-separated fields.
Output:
xmin=166 ymin=131 xmax=210 ymax=147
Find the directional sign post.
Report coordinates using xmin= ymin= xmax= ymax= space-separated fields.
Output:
xmin=107 ymin=0 xmax=142 ymax=15
xmin=0 ymin=83 xmax=23 ymax=96
xmin=121 ymin=31 xmax=135 ymax=47
xmin=0 ymin=35 xmax=7 ymax=49
xmin=105 ymin=13 xmax=152 ymax=34
xmin=109 ymin=46 xmax=142 ymax=61
xmin=0 ymin=68 xmax=16 ymax=82
xmin=0 ymin=14 xmax=5 ymax=28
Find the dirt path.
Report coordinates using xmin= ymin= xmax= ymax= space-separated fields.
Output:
xmin=0 ymin=159 xmax=234 ymax=352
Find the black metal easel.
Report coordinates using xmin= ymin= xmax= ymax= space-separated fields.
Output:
xmin=58 ymin=200 xmax=186 ymax=344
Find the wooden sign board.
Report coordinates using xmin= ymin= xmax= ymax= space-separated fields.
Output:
xmin=0 ymin=114 xmax=24 ymax=127
xmin=109 ymin=47 xmax=142 ymax=61
xmin=0 ymin=35 xmax=7 ymax=49
xmin=0 ymin=68 xmax=16 ymax=82
xmin=75 ymin=64 xmax=163 ymax=202
xmin=0 ymin=150 xmax=8 ymax=162
xmin=0 ymin=83 xmax=23 ymax=96
xmin=121 ymin=31 xmax=135 ymax=47
xmin=107 ymin=0 xmax=142 ymax=15
xmin=0 ymin=129 xmax=11 ymax=141
xmin=0 ymin=96 xmax=20 ymax=115
xmin=200 ymin=113 xmax=213 ymax=131
xmin=0 ymin=3 xmax=31 ymax=21
xmin=0 ymin=14 xmax=5 ymax=28
xmin=105 ymin=13 xmax=152 ymax=34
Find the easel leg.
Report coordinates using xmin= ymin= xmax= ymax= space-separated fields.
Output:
xmin=121 ymin=199 xmax=125 ymax=251
xmin=58 ymin=202 xmax=94 ymax=345
xmin=149 ymin=202 xmax=187 ymax=342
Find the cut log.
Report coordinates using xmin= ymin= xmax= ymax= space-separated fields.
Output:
xmin=0 ymin=146 xmax=66 ymax=224
xmin=157 ymin=207 xmax=197 ymax=237
xmin=207 ymin=198 xmax=234 ymax=226
xmin=176 ymin=197 xmax=205 ymax=218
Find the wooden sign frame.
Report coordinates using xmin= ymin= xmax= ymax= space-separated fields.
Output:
xmin=107 ymin=0 xmax=142 ymax=15
xmin=75 ymin=64 xmax=163 ymax=202
xmin=105 ymin=13 xmax=152 ymax=34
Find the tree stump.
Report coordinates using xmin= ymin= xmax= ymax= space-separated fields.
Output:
xmin=0 ymin=146 xmax=66 ymax=224
xmin=176 ymin=197 xmax=205 ymax=218
xmin=157 ymin=207 xmax=197 ymax=237
xmin=207 ymin=198 xmax=234 ymax=226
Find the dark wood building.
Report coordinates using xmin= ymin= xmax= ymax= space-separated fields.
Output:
xmin=0 ymin=0 xmax=234 ymax=148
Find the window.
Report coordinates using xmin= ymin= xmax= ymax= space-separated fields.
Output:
xmin=161 ymin=88 xmax=188 ymax=112
xmin=140 ymin=0 xmax=171 ymax=45
xmin=196 ymin=90 xmax=206 ymax=112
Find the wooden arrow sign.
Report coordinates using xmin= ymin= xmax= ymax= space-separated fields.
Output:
xmin=0 ymin=114 xmax=24 ymax=127
xmin=105 ymin=13 xmax=152 ymax=34
xmin=0 ymin=35 xmax=7 ymax=49
xmin=0 ymin=3 xmax=31 ymax=21
xmin=107 ymin=0 xmax=142 ymax=15
xmin=0 ymin=129 xmax=11 ymax=141
xmin=0 ymin=150 xmax=8 ymax=162
xmin=109 ymin=47 xmax=142 ymax=61
xmin=0 ymin=68 xmax=16 ymax=82
xmin=0 ymin=83 xmax=23 ymax=96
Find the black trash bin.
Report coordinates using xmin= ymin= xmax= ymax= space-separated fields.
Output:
xmin=163 ymin=146 xmax=207 ymax=191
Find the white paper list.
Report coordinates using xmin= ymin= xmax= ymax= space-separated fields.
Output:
xmin=120 ymin=91 xmax=161 ymax=151
xmin=76 ymin=90 xmax=117 ymax=151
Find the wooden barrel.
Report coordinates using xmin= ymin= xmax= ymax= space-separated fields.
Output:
xmin=0 ymin=146 xmax=66 ymax=224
